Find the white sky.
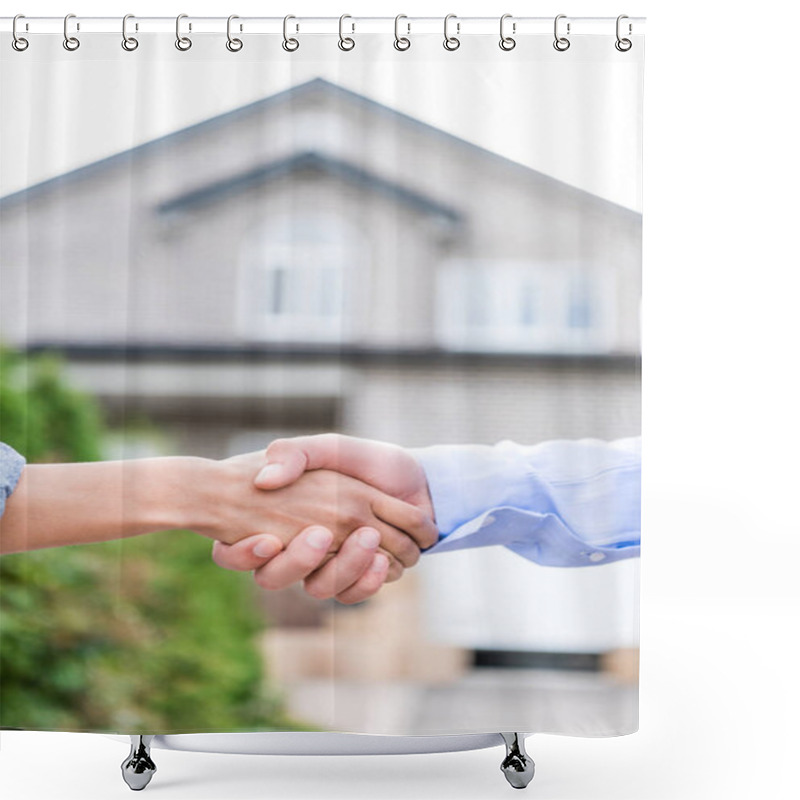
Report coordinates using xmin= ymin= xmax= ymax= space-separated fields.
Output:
xmin=0 ymin=26 xmax=643 ymax=211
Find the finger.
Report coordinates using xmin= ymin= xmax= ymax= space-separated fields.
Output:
xmin=303 ymin=527 xmax=380 ymax=599
xmin=360 ymin=546 xmax=402 ymax=582
xmin=371 ymin=493 xmax=439 ymax=551
xmin=254 ymin=439 xmax=309 ymax=489
xmin=253 ymin=525 xmax=334 ymax=591
xmin=369 ymin=520 xmax=422 ymax=569
xmin=381 ymin=548 xmax=404 ymax=582
xmin=212 ymin=535 xmax=283 ymax=572
xmin=335 ymin=553 xmax=390 ymax=605
xmin=258 ymin=434 xmax=394 ymax=489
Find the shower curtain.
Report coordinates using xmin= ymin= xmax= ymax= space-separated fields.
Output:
xmin=0 ymin=15 xmax=643 ymax=746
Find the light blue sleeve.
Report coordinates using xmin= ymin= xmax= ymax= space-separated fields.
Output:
xmin=0 ymin=442 xmax=26 ymax=519
xmin=412 ymin=437 xmax=641 ymax=567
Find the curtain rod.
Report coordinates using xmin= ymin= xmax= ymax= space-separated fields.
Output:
xmin=2 ymin=16 xmax=646 ymax=37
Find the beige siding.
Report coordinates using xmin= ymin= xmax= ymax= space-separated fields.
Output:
xmin=0 ymin=81 xmax=641 ymax=456
xmin=342 ymin=365 xmax=640 ymax=446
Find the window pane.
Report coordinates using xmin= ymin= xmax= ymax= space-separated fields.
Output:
xmin=270 ymin=267 xmax=287 ymax=315
xmin=239 ymin=214 xmax=359 ymax=340
xmin=467 ymin=272 xmax=489 ymax=326
xmin=567 ymin=280 xmax=593 ymax=329
xmin=519 ymin=281 xmax=538 ymax=327
xmin=319 ymin=267 xmax=340 ymax=317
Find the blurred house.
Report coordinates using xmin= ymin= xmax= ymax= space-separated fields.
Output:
xmin=0 ymin=79 xmax=641 ymax=718
xmin=0 ymin=77 xmax=640 ymax=453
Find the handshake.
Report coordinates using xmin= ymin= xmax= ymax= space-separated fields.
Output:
xmin=0 ymin=433 xmax=436 ymax=607
xmin=190 ymin=434 xmax=436 ymax=605
xmin=1 ymin=433 xmax=642 ymax=589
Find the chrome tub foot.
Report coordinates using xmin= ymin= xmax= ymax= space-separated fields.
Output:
xmin=500 ymin=732 xmax=535 ymax=789
xmin=121 ymin=735 xmax=156 ymax=791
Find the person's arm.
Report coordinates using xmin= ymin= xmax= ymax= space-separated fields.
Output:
xmin=0 ymin=456 xmax=208 ymax=554
xmin=0 ymin=450 xmax=437 ymax=569
xmin=414 ymin=437 xmax=641 ymax=566
xmin=246 ymin=434 xmax=640 ymax=568
xmin=0 ymin=442 xmax=26 ymax=521
xmin=213 ymin=434 xmax=640 ymax=600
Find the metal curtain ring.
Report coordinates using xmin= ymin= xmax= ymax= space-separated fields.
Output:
xmin=282 ymin=15 xmax=299 ymax=51
xmin=175 ymin=14 xmax=192 ymax=51
xmin=122 ymin=14 xmax=139 ymax=51
xmin=394 ymin=14 xmax=410 ymax=51
xmin=443 ymin=14 xmax=460 ymax=51
xmin=63 ymin=13 xmax=80 ymax=51
xmin=226 ymin=15 xmax=243 ymax=51
xmin=553 ymin=14 xmax=570 ymax=51
xmin=338 ymin=14 xmax=355 ymax=51
xmin=12 ymin=14 xmax=29 ymax=51
xmin=615 ymin=14 xmax=632 ymax=51
xmin=499 ymin=13 xmax=516 ymax=51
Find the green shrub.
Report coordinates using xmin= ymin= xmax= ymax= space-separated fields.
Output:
xmin=0 ymin=348 xmax=306 ymax=732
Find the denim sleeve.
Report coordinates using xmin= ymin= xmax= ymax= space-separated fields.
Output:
xmin=0 ymin=442 xmax=26 ymax=518
xmin=412 ymin=437 xmax=641 ymax=567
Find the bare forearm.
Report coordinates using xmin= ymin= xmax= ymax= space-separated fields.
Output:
xmin=0 ymin=451 xmax=434 ymax=564
xmin=0 ymin=458 xmax=212 ymax=554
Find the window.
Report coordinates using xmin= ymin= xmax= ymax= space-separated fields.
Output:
xmin=436 ymin=260 xmax=615 ymax=353
xmin=238 ymin=214 xmax=360 ymax=341
xmin=566 ymin=276 xmax=594 ymax=330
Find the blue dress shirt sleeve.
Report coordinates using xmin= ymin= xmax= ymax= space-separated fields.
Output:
xmin=0 ymin=442 xmax=26 ymax=519
xmin=412 ymin=437 xmax=640 ymax=567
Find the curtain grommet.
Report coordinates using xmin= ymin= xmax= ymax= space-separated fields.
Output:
xmin=282 ymin=15 xmax=299 ymax=52
xmin=443 ymin=14 xmax=460 ymax=51
xmin=394 ymin=15 xmax=411 ymax=51
xmin=615 ymin=15 xmax=632 ymax=51
xmin=499 ymin=14 xmax=516 ymax=51
xmin=226 ymin=15 xmax=243 ymax=52
xmin=338 ymin=14 xmax=355 ymax=51
xmin=11 ymin=15 xmax=29 ymax=51
xmin=175 ymin=14 xmax=192 ymax=51
xmin=63 ymin=13 xmax=80 ymax=51
xmin=121 ymin=14 xmax=139 ymax=51
xmin=553 ymin=14 xmax=570 ymax=52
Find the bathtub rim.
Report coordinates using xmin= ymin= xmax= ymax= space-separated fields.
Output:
xmin=103 ymin=731 xmax=514 ymax=756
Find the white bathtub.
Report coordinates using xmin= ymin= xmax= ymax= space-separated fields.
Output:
xmin=108 ymin=731 xmax=535 ymax=790
xmin=107 ymin=730 xmax=506 ymax=755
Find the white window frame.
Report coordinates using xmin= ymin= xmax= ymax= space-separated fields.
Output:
xmin=436 ymin=259 xmax=617 ymax=354
xmin=237 ymin=212 xmax=360 ymax=342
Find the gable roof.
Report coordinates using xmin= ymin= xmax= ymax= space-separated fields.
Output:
xmin=0 ymin=77 xmax=639 ymax=220
xmin=157 ymin=150 xmax=463 ymax=223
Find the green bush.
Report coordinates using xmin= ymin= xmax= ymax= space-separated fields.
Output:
xmin=0 ymin=348 xmax=306 ymax=732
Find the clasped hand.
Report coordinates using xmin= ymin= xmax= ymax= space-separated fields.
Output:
xmin=211 ymin=436 xmax=436 ymax=605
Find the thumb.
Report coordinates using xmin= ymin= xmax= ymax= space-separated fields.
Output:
xmin=254 ymin=438 xmax=309 ymax=489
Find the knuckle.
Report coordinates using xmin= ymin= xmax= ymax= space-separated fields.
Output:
xmin=408 ymin=506 xmax=426 ymax=530
xmin=385 ymin=561 xmax=404 ymax=582
xmin=341 ymin=510 xmax=363 ymax=532
xmin=298 ymin=549 xmax=327 ymax=573
xmin=211 ymin=543 xmax=227 ymax=568
xmin=338 ymin=582 xmax=374 ymax=605
xmin=265 ymin=438 xmax=290 ymax=458
xmin=304 ymin=579 xmax=332 ymax=600
xmin=335 ymin=592 xmax=361 ymax=606
xmin=423 ymin=523 xmax=439 ymax=549
xmin=253 ymin=569 xmax=282 ymax=591
xmin=398 ymin=538 xmax=420 ymax=567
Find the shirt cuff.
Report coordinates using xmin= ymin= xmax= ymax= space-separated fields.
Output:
xmin=0 ymin=442 xmax=26 ymax=518
xmin=411 ymin=442 xmax=537 ymax=537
